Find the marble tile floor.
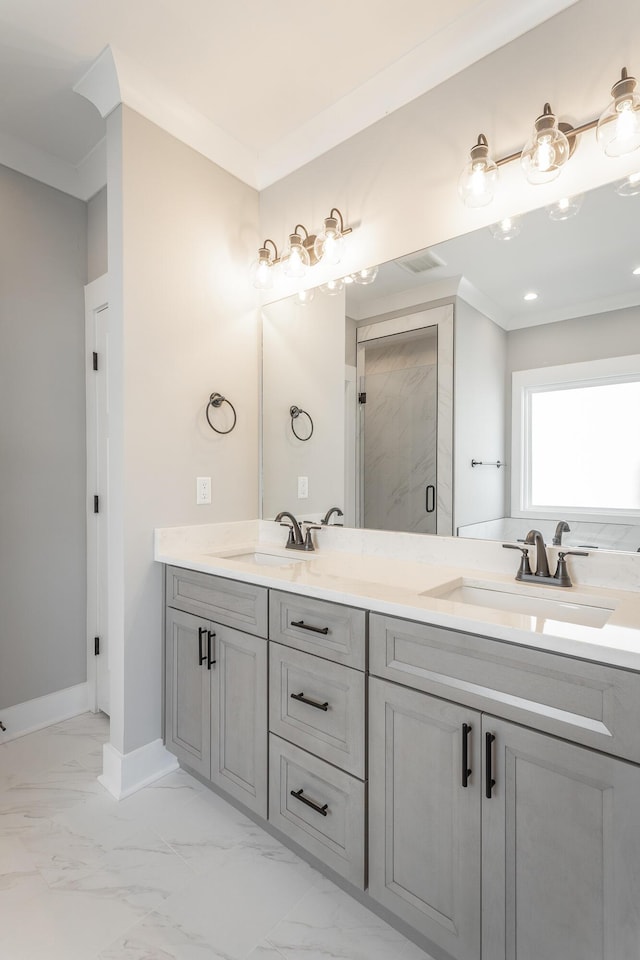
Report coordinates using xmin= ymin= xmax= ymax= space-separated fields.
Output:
xmin=0 ymin=712 xmax=435 ymax=960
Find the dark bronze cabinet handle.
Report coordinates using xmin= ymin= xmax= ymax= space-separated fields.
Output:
xmin=207 ymin=630 xmax=216 ymax=669
xmin=290 ymin=619 xmax=329 ymax=635
xmin=485 ymin=732 xmax=496 ymax=798
xmin=198 ymin=626 xmax=207 ymax=666
xmin=462 ymin=723 xmax=472 ymax=787
xmin=291 ymin=692 xmax=329 ymax=711
xmin=290 ymin=788 xmax=328 ymax=816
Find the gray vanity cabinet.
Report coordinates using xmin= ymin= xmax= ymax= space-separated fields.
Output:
xmin=482 ymin=715 xmax=640 ymax=960
xmin=165 ymin=607 xmax=212 ymax=779
xmin=368 ymin=678 xmax=481 ymax=960
xmin=165 ymin=567 xmax=268 ymax=818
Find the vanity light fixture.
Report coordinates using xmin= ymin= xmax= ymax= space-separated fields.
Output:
xmin=546 ymin=194 xmax=584 ymax=221
xmin=521 ymin=103 xmax=572 ymax=184
xmin=489 ymin=216 xmax=522 ymax=240
xmin=314 ymin=208 xmax=352 ymax=265
xmin=250 ymin=239 xmax=279 ymax=290
xmin=281 ymin=226 xmax=313 ymax=279
xmin=351 ymin=265 xmax=379 ymax=285
xmin=458 ymin=134 xmax=499 ymax=207
xmin=597 ymin=68 xmax=640 ymax=157
xmin=296 ymin=288 xmax=315 ymax=305
xmin=459 ymin=67 xmax=640 ymax=207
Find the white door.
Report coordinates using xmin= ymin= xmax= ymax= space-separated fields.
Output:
xmin=85 ymin=275 xmax=110 ymax=714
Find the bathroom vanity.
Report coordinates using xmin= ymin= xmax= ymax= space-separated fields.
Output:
xmin=157 ymin=521 xmax=640 ymax=960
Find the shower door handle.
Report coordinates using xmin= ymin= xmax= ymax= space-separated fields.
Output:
xmin=426 ymin=485 xmax=435 ymax=513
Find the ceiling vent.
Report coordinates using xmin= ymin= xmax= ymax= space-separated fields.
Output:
xmin=394 ymin=249 xmax=446 ymax=275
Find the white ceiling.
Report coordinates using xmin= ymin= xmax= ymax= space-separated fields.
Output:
xmin=346 ymin=178 xmax=640 ymax=329
xmin=0 ymin=0 xmax=578 ymax=199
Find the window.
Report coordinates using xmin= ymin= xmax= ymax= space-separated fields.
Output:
xmin=512 ymin=356 xmax=640 ymax=523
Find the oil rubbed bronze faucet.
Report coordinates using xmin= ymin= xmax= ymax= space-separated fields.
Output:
xmin=552 ymin=520 xmax=571 ymax=546
xmin=503 ymin=529 xmax=588 ymax=587
xmin=320 ymin=506 xmax=343 ymax=526
xmin=274 ymin=511 xmax=320 ymax=551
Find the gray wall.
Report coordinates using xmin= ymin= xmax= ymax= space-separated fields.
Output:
xmin=87 ymin=187 xmax=107 ymax=282
xmin=0 ymin=164 xmax=87 ymax=710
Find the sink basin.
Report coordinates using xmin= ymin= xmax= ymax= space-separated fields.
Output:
xmin=423 ymin=579 xmax=615 ymax=628
xmin=208 ymin=550 xmax=308 ymax=568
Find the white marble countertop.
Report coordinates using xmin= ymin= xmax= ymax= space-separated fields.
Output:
xmin=155 ymin=520 xmax=640 ymax=672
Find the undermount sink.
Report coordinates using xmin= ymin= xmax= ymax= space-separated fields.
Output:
xmin=423 ymin=578 xmax=615 ymax=628
xmin=208 ymin=550 xmax=309 ymax=568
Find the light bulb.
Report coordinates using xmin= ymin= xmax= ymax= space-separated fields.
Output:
xmin=352 ymin=265 xmax=378 ymax=285
xmin=615 ymin=171 xmax=640 ymax=196
xmin=249 ymin=241 xmax=277 ymax=290
xmin=489 ymin=216 xmax=521 ymax=240
xmin=458 ymin=134 xmax=498 ymax=207
xmin=281 ymin=233 xmax=310 ymax=279
xmin=314 ymin=209 xmax=347 ymax=265
xmin=521 ymin=104 xmax=571 ymax=185
xmin=597 ymin=68 xmax=640 ymax=158
xmin=319 ymin=277 xmax=345 ymax=296
xmin=546 ymin=193 xmax=583 ymax=221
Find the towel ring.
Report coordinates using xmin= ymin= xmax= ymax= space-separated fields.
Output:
xmin=206 ymin=392 xmax=237 ymax=435
xmin=290 ymin=405 xmax=314 ymax=441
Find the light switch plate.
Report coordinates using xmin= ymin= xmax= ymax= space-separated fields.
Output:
xmin=297 ymin=476 xmax=309 ymax=499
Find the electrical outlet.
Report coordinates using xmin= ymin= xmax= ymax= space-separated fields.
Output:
xmin=297 ymin=476 xmax=309 ymax=499
xmin=196 ymin=476 xmax=211 ymax=505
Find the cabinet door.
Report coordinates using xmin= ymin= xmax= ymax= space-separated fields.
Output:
xmin=165 ymin=608 xmax=211 ymax=778
xmin=482 ymin=715 xmax=640 ymax=960
xmin=210 ymin=624 xmax=268 ymax=818
xmin=368 ymin=678 xmax=481 ymax=960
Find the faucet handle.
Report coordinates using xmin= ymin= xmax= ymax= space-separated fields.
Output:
xmin=502 ymin=543 xmax=533 ymax=579
xmin=302 ymin=522 xmax=321 ymax=550
xmin=557 ymin=550 xmax=589 ymax=558
xmin=554 ymin=550 xmax=588 ymax=587
xmin=279 ymin=521 xmax=296 ymax=546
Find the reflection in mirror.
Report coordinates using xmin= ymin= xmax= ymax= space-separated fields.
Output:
xmin=261 ymin=176 xmax=640 ymax=551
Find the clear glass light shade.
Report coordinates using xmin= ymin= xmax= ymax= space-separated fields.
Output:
xmin=521 ymin=105 xmax=570 ymax=184
xmin=352 ymin=265 xmax=378 ymax=285
xmin=615 ymin=171 xmax=640 ymax=196
xmin=458 ymin=135 xmax=498 ymax=207
xmin=281 ymin=235 xmax=310 ymax=279
xmin=488 ymin=216 xmax=522 ymax=240
xmin=249 ymin=250 xmax=274 ymax=290
xmin=314 ymin=217 xmax=345 ymax=265
xmin=597 ymin=71 xmax=640 ymax=157
xmin=296 ymin=287 xmax=315 ymax=305
xmin=319 ymin=277 xmax=345 ymax=296
xmin=546 ymin=193 xmax=584 ymax=221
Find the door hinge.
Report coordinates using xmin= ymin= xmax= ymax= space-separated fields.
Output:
xmin=94 ymin=636 xmax=100 ymax=656
xmin=358 ymin=392 xmax=367 ymax=404
xmin=93 ymin=495 xmax=99 ymax=514
xmin=0 ymin=720 xmax=6 ymax=732
xmin=92 ymin=352 xmax=98 ymax=371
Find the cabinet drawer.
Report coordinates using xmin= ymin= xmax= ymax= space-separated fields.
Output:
xmin=166 ymin=566 xmax=268 ymax=637
xmin=269 ymin=590 xmax=366 ymax=669
xmin=269 ymin=643 xmax=365 ymax=778
xmin=370 ymin=613 xmax=640 ymax=764
xmin=269 ymin=735 xmax=365 ymax=888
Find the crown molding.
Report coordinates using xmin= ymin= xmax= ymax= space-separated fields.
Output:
xmin=0 ymin=130 xmax=105 ymax=200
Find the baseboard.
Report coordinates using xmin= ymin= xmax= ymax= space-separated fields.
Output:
xmin=0 ymin=682 xmax=89 ymax=744
xmin=98 ymin=738 xmax=179 ymax=800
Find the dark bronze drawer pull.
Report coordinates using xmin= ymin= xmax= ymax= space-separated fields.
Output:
xmin=198 ymin=626 xmax=207 ymax=666
xmin=290 ymin=787 xmax=328 ymax=816
xmin=462 ymin=722 xmax=472 ymax=788
xmin=486 ymin=732 xmax=496 ymax=798
xmin=290 ymin=619 xmax=329 ymax=635
xmin=291 ymin=692 xmax=329 ymax=711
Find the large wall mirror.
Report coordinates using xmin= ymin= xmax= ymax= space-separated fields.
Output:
xmin=261 ymin=176 xmax=640 ymax=552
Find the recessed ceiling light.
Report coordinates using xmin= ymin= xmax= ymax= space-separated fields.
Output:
xmin=633 ymin=266 xmax=640 ymax=275
xmin=523 ymin=291 xmax=538 ymax=301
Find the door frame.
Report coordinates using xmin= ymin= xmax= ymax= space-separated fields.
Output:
xmin=85 ymin=274 xmax=109 ymax=713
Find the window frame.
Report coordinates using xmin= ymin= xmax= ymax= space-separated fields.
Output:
xmin=511 ymin=354 xmax=640 ymax=526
